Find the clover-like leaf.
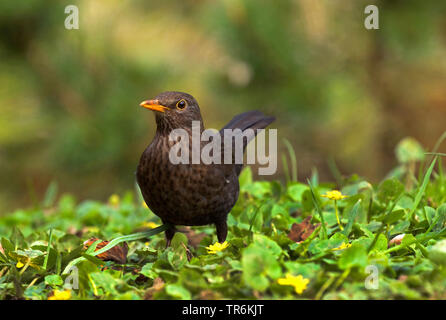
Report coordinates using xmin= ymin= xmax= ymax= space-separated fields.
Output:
xmin=338 ymin=243 xmax=368 ymax=270
xmin=242 ymin=244 xmax=281 ymax=291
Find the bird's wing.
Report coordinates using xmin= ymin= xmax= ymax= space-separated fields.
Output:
xmin=219 ymin=110 xmax=275 ymax=175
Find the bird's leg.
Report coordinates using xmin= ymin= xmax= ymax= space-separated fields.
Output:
xmin=215 ymin=219 xmax=228 ymax=243
xmin=165 ymin=225 xmax=177 ymax=248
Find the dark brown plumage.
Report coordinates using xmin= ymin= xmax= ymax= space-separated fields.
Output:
xmin=136 ymin=91 xmax=275 ymax=246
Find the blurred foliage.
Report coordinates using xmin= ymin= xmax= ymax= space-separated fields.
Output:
xmin=0 ymin=146 xmax=445 ymax=299
xmin=1 ymin=0 xmax=446 ymax=212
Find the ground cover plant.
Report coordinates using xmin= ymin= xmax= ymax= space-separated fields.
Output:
xmin=0 ymin=137 xmax=446 ymax=300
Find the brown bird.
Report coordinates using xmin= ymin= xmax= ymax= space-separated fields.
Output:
xmin=136 ymin=91 xmax=274 ymax=246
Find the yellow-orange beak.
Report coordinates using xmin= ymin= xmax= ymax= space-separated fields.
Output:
xmin=139 ymin=99 xmax=169 ymax=113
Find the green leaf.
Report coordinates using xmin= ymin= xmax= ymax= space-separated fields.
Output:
xmin=249 ymin=205 xmax=264 ymax=232
xmin=10 ymin=227 xmax=26 ymax=249
xmin=243 ymin=181 xmax=272 ymax=198
xmin=141 ymin=263 xmax=158 ymax=279
xmin=43 ymin=228 xmax=53 ymax=270
xmin=391 ymin=220 xmax=410 ymax=235
xmin=428 ymin=239 xmax=446 ymax=266
xmin=338 ymin=243 xmax=368 ymax=270
xmin=242 ymin=244 xmax=281 ymax=291
xmin=16 ymin=249 xmax=45 ymax=259
xmin=378 ymin=209 xmax=405 ymax=225
xmin=165 ymin=284 xmax=191 ymax=300
xmin=377 ymin=179 xmax=404 ymax=203
xmin=167 ymin=246 xmax=188 ymax=270
xmin=171 ymin=232 xmax=188 ymax=249
xmin=82 ymin=253 xmax=104 ymax=266
xmin=43 ymin=181 xmax=58 ymax=208
xmin=424 ymin=206 xmax=436 ymax=225
xmin=239 ymin=166 xmax=253 ymax=189
xmin=401 ymin=234 xmax=417 ymax=247
xmin=252 ymin=234 xmax=282 ymax=257
xmin=342 ymin=200 xmax=362 ymax=237
xmin=307 ymin=179 xmax=327 ymax=239
xmin=44 ymin=274 xmax=63 ymax=287
xmin=283 ymin=138 xmax=298 ymax=182
xmin=308 ymin=234 xmax=346 ymax=255
xmin=270 ymin=204 xmax=287 ymax=218
xmin=301 ymin=189 xmax=314 ymax=212
xmin=178 ymin=269 xmax=208 ymax=290
xmin=433 ymin=204 xmax=446 ymax=232
xmin=287 ymin=183 xmax=308 ymax=202
xmin=89 ymin=272 xmax=118 ymax=296
xmin=408 ymin=157 xmax=437 ymax=220
xmin=0 ymin=238 xmax=14 ymax=259
xmin=283 ymin=262 xmax=320 ymax=279
xmin=371 ymin=234 xmax=388 ymax=252
xmin=91 ymin=224 xmax=169 ymax=257
xmin=85 ymin=239 xmax=102 ymax=254
xmin=0 ymin=250 xmax=8 ymax=263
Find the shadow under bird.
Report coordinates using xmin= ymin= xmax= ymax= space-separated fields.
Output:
xmin=137 ymin=91 xmax=275 ymax=246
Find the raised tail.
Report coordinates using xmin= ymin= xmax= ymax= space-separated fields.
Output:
xmin=220 ymin=110 xmax=275 ymax=175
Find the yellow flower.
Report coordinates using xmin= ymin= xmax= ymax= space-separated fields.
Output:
xmin=206 ymin=241 xmax=229 ymax=254
xmin=321 ymin=190 xmax=347 ymax=230
xmin=16 ymin=261 xmax=24 ymax=268
xmin=48 ymin=289 xmax=71 ymax=300
xmin=108 ymin=194 xmax=120 ymax=207
xmin=84 ymin=226 xmax=100 ymax=234
xmin=321 ymin=190 xmax=348 ymax=201
xmin=141 ymin=221 xmax=159 ymax=229
xmin=277 ymin=274 xmax=309 ymax=295
xmin=332 ymin=242 xmax=352 ymax=251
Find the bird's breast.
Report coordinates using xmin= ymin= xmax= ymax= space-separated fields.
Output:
xmin=137 ymin=135 xmax=239 ymax=226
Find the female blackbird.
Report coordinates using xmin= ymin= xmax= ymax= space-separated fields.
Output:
xmin=137 ymin=91 xmax=274 ymax=246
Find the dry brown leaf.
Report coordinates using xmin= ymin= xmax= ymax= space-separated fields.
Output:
xmin=288 ymin=216 xmax=320 ymax=243
xmin=144 ymin=277 xmax=165 ymax=300
xmin=199 ymin=289 xmax=221 ymax=300
xmin=83 ymin=237 xmax=128 ymax=264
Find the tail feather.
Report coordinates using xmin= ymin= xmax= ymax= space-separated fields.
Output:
xmin=220 ymin=111 xmax=275 ymax=175
xmin=220 ymin=111 xmax=274 ymax=132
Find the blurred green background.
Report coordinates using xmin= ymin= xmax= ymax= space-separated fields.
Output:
xmin=1 ymin=0 xmax=446 ymax=213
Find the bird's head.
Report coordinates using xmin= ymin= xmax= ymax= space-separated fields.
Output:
xmin=140 ymin=91 xmax=203 ymax=133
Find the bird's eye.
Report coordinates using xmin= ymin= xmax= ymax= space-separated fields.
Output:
xmin=176 ymin=99 xmax=187 ymax=110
